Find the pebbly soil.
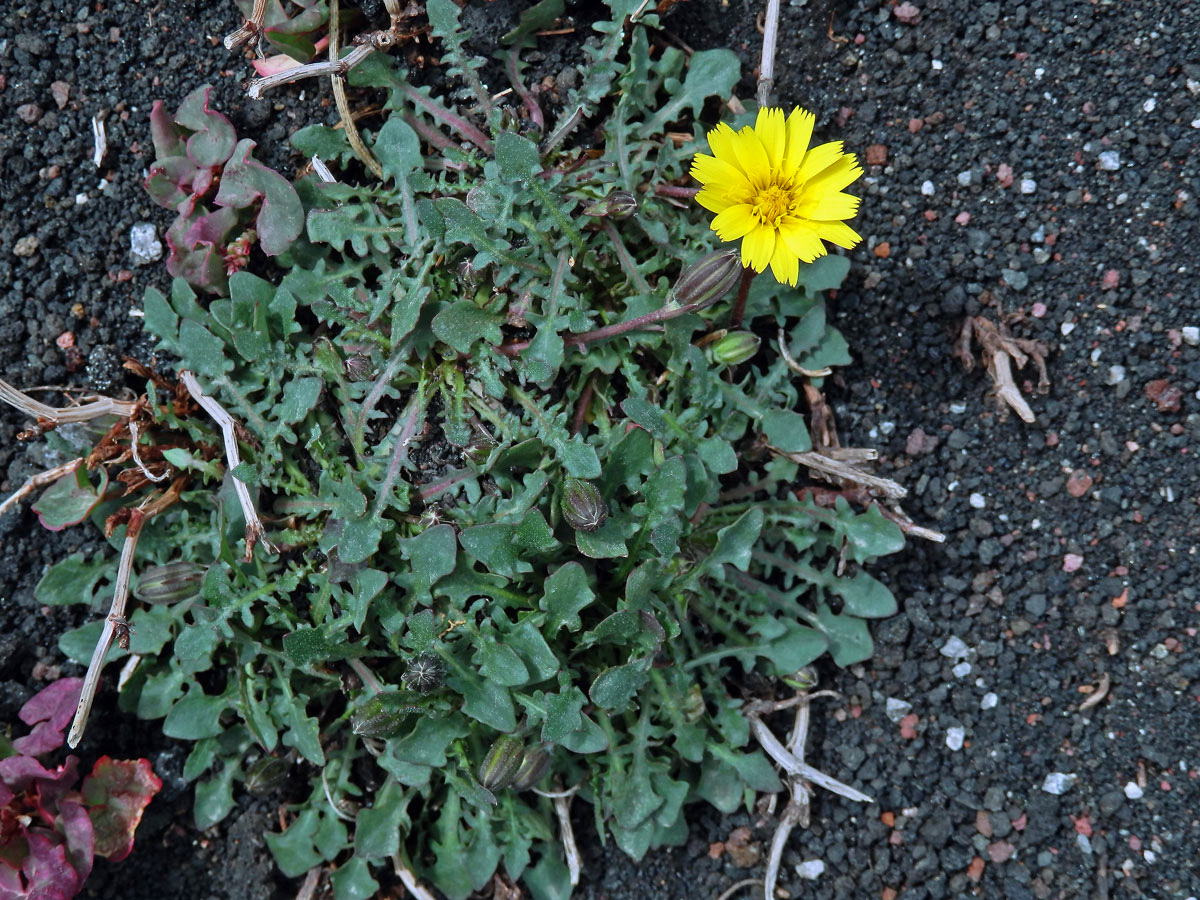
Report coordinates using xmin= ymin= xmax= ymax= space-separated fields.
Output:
xmin=2 ymin=1 xmax=1199 ymax=899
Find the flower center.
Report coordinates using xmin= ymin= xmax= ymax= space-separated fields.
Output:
xmin=751 ymin=184 xmax=795 ymax=227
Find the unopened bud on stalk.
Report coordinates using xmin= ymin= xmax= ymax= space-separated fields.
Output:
xmin=710 ymin=331 xmax=761 ymax=365
xmin=351 ymin=693 xmax=414 ymax=739
xmin=478 ymin=735 xmax=525 ymax=791
xmin=511 ymin=746 xmax=551 ymax=791
xmin=672 ymin=249 xmax=742 ymax=309
xmin=584 ymin=190 xmax=637 ymax=219
xmin=134 ymin=561 xmax=207 ymax=605
xmin=401 ymin=651 xmax=445 ymax=694
xmin=561 ymin=477 xmax=608 ymax=532
xmin=344 ymin=354 xmax=374 ymax=382
xmin=244 ymin=756 xmax=290 ymax=795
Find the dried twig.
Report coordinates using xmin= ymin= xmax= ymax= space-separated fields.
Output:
xmin=714 ymin=879 xmax=762 ymax=900
xmin=756 ymin=0 xmax=782 ymax=107
xmin=179 ymin=370 xmax=269 ymax=560
xmin=778 ymin=327 xmax=832 ymax=378
xmin=67 ymin=477 xmax=186 ymax=748
xmin=955 ymin=316 xmax=1049 ymax=423
xmin=248 ymin=43 xmax=374 ymax=99
xmin=553 ymin=791 xmax=582 ymax=886
xmin=0 ymin=378 xmax=137 ymax=425
xmin=771 ymin=447 xmax=908 ymax=500
xmin=224 ymin=0 xmax=269 ymax=51
xmin=294 ymin=866 xmax=321 ymax=900
xmin=0 ymin=458 xmax=84 ymax=519
xmin=390 ymin=852 xmax=438 ymax=900
xmin=1078 ymin=672 xmax=1111 ymax=712
xmin=128 ymin=420 xmax=168 ymax=483
xmin=747 ymin=713 xmax=873 ymax=804
xmin=329 ymin=0 xmax=384 ymax=179
xmin=92 ymin=115 xmax=107 ymax=168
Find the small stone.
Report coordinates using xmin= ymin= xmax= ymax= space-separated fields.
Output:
xmin=16 ymin=103 xmax=43 ymax=124
xmin=1020 ymin=178 xmax=1037 ymax=194
xmin=13 ymin=235 xmax=40 ymax=257
xmin=1102 ymin=269 xmax=1121 ymax=289
xmin=1061 ymin=321 xmax=1076 ymax=336
xmin=1031 ymin=302 xmax=1047 ymax=317
xmin=1145 ymin=379 xmax=1183 ymax=413
xmin=921 ymin=180 xmax=935 ymax=195
xmin=969 ymin=492 xmax=986 ymax=508
xmin=1062 ymin=553 xmax=1084 ymax=573
xmin=1041 ymin=772 xmax=1078 ymax=795
xmin=955 ymin=211 xmax=971 ymax=225
xmin=905 ymin=427 xmax=939 ymax=456
xmin=946 ymin=727 xmax=965 ymax=751
xmin=957 ymin=170 xmax=973 ymax=186
xmin=940 ymin=636 xmax=970 ymax=660
xmin=1143 ymin=98 xmax=1156 ymax=113
xmin=50 ymin=81 xmax=71 ymax=109
xmin=893 ymin=2 xmax=921 ymax=24
xmin=865 ymin=143 xmax=888 ymax=165
xmin=1123 ymin=782 xmax=1143 ymax=800
xmin=981 ymin=692 xmax=999 ymax=709
xmin=952 ymin=662 xmax=972 ymax=678
xmin=1066 ymin=470 xmax=1093 ymax=497
xmin=129 ymin=223 xmax=164 ymax=266
xmin=1098 ymin=150 xmax=1121 ymax=171
xmin=988 ymin=840 xmax=1015 ymax=863
xmin=1106 ymin=365 xmax=1126 ymax=385
xmin=794 ymin=860 xmax=826 ymax=880
xmin=996 ymin=162 xmax=1014 ymax=187
xmin=1181 ymin=326 xmax=1199 ymax=346
xmin=874 ymin=242 xmax=891 ymax=259
xmin=909 ymin=117 xmax=924 ymax=133
xmin=885 ymin=697 xmax=913 ymax=722
xmin=1002 ymin=269 xmax=1029 ymax=290
xmin=1077 ymin=833 xmax=1093 ymax=854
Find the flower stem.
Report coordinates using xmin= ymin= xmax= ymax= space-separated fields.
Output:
xmin=729 ymin=266 xmax=756 ymax=329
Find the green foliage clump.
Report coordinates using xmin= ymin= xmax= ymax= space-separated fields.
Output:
xmin=34 ymin=1 xmax=904 ymax=896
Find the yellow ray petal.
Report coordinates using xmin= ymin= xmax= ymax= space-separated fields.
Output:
xmin=755 ymin=107 xmax=786 ymax=172
xmin=778 ymin=219 xmax=826 ymax=263
xmin=769 ymin=240 xmax=800 ymax=287
xmin=696 ymin=188 xmax=737 ymax=214
xmin=798 ymin=190 xmax=860 ymax=221
xmin=781 ymin=107 xmax=816 ymax=177
xmin=803 ymin=154 xmax=863 ymax=195
xmin=813 ymin=220 xmax=863 ymax=249
xmin=729 ymin=126 xmax=772 ymax=190
xmin=706 ymin=123 xmax=744 ymax=175
xmin=741 ymin=225 xmax=776 ymax=272
xmin=691 ymin=154 xmax=753 ymax=195
xmin=795 ymin=141 xmax=846 ymax=186
xmin=711 ymin=204 xmax=757 ymax=241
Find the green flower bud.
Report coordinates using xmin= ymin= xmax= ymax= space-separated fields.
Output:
xmin=344 ymin=354 xmax=374 ymax=382
xmin=673 ymin=249 xmax=742 ymax=309
xmin=478 ymin=735 xmax=525 ymax=791
xmin=244 ymin=756 xmax=290 ymax=796
xmin=401 ymin=652 xmax=444 ymax=694
xmin=561 ymin=477 xmax=608 ymax=532
xmin=584 ymin=190 xmax=637 ymax=219
xmin=710 ymin=331 xmax=761 ymax=365
xmin=351 ymin=692 xmax=416 ymax=739
xmin=133 ymin=561 xmax=207 ymax=605
xmin=511 ymin=746 xmax=551 ymax=791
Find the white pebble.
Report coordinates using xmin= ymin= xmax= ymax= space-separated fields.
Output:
xmin=981 ymin=692 xmax=999 ymax=709
xmin=931 ymin=59 xmax=943 ymax=70
xmin=1193 ymin=118 xmax=1200 ymax=129
xmin=885 ymin=697 xmax=913 ymax=722
xmin=1090 ymin=348 xmax=1102 ymax=364
xmin=1061 ymin=321 xmax=1076 ymax=336
xmin=1077 ymin=833 xmax=1093 ymax=855
xmin=1020 ymin=178 xmax=1037 ymax=194
xmin=1106 ymin=366 xmax=1126 ymax=385
xmin=957 ymin=170 xmax=973 ymax=186
xmin=969 ymin=492 xmax=986 ymax=508
xmin=794 ymin=860 xmax=826 ymax=880
xmin=950 ymin=401 xmax=967 ymax=414
xmin=1143 ymin=850 xmax=1156 ymax=864
xmin=952 ymin=661 xmax=972 ymax=678
xmin=1031 ymin=225 xmax=1046 ymax=242
xmin=940 ymin=636 xmax=970 ymax=660
xmin=945 ymin=727 xmax=965 ymax=751
xmin=1181 ymin=326 xmax=1199 ymax=346
xmin=1034 ymin=67 xmax=1045 ymax=78
xmin=1143 ymin=98 xmax=1156 ymax=113
xmin=1098 ymin=150 xmax=1121 ymax=171
xmin=129 ymin=222 xmax=163 ymax=266
xmin=1041 ymin=772 xmax=1078 ymax=795
xmin=74 ymin=193 xmax=89 ymax=206
xmin=1124 ymin=781 xmax=1144 ymax=799
xmin=921 ymin=180 xmax=935 ymax=196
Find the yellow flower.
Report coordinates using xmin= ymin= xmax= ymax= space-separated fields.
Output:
xmin=691 ymin=107 xmax=864 ymax=287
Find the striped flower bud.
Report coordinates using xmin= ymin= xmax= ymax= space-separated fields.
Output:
xmin=351 ymin=693 xmax=415 ymax=739
xmin=478 ymin=735 xmax=525 ymax=791
xmin=710 ymin=331 xmax=761 ymax=365
xmin=672 ymin=249 xmax=742 ymax=309
xmin=244 ymin=756 xmax=290 ymax=795
xmin=561 ymin=477 xmax=607 ymax=533
xmin=511 ymin=746 xmax=551 ymax=791
xmin=584 ymin=190 xmax=637 ymax=219
xmin=134 ymin=561 xmax=207 ymax=605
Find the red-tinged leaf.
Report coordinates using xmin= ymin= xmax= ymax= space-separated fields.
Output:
xmin=184 ymin=207 xmax=239 ymax=250
xmin=214 ymin=139 xmax=303 ymax=256
xmin=12 ymin=679 xmax=82 ymax=757
xmin=31 ymin=468 xmax=108 ymax=532
xmin=149 ymin=100 xmax=187 ymax=159
xmin=17 ymin=831 xmax=85 ymax=900
xmin=166 ymin=212 xmax=228 ymax=295
xmin=144 ymin=157 xmax=196 ymax=212
xmin=174 ymin=85 xmax=237 ymax=168
xmin=57 ymin=801 xmax=94 ymax=887
xmin=81 ymin=758 xmax=162 ymax=861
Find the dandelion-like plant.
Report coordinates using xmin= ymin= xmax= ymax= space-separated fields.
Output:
xmin=692 ymin=107 xmax=864 ymax=287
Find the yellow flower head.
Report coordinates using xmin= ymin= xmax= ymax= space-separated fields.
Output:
xmin=691 ymin=107 xmax=864 ymax=287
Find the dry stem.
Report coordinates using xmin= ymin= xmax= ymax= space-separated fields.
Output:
xmin=330 ymin=0 xmax=384 ymax=179
xmin=224 ymin=0 xmax=269 ymax=51
xmin=756 ymin=0 xmax=782 ymax=107
xmin=553 ymin=791 xmax=582 ymax=886
xmin=179 ymin=370 xmax=269 ymax=560
xmin=0 ymin=458 xmax=84 ymax=519
xmin=390 ymin=853 xmax=438 ymax=900
xmin=0 ymin=378 xmax=137 ymax=425
xmin=67 ymin=477 xmax=186 ymax=748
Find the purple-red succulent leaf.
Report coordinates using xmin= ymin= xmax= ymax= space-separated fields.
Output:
xmin=166 ymin=213 xmax=229 ymax=294
xmin=175 ymin=86 xmax=237 ymax=168
xmin=184 ymin=207 xmax=240 ymax=250
xmin=11 ymin=680 xmax=82 ymax=758
xmin=31 ymin=468 xmax=108 ymax=532
xmin=145 ymin=158 xmax=200 ymax=213
xmin=18 ymin=831 xmax=83 ymax=900
xmin=56 ymin=801 xmax=93 ymax=887
xmin=81 ymin=758 xmax=162 ymax=862
xmin=214 ymin=139 xmax=303 ymax=256
xmin=149 ymin=100 xmax=187 ymax=159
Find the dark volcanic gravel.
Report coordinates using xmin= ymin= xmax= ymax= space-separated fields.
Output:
xmin=3 ymin=1 xmax=1199 ymax=899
